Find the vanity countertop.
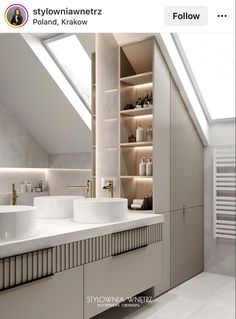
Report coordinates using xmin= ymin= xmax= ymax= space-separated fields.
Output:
xmin=0 ymin=212 xmax=164 ymax=259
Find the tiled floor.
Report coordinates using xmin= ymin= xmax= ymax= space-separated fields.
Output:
xmin=95 ymin=272 xmax=235 ymax=319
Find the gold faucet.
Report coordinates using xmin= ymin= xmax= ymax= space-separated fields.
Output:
xmin=67 ymin=180 xmax=92 ymax=198
xmin=103 ymin=180 xmax=114 ymax=198
xmin=12 ymin=183 xmax=18 ymax=205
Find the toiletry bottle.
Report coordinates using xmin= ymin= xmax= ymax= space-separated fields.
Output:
xmin=26 ymin=182 xmax=31 ymax=193
xmin=136 ymin=97 xmax=143 ymax=109
xmin=146 ymin=125 xmax=153 ymax=141
xmin=128 ymin=131 xmax=136 ymax=143
xmin=39 ymin=180 xmax=45 ymax=192
xmin=136 ymin=124 xmax=144 ymax=142
xmin=142 ymin=90 xmax=151 ymax=108
xmin=20 ymin=181 xmax=27 ymax=193
xmin=146 ymin=158 xmax=153 ymax=176
xmin=147 ymin=192 xmax=153 ymax=210
xmin=139 ymin=158 xmax=146 ymax=176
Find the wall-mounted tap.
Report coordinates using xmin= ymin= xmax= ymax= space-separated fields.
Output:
xmin=12 ymin=183 xmax=18 ymax=205
xmin=67 ymin=180 xmax=92 ymax=198
xmin=103 ymin=180 xmax=114 ymax=198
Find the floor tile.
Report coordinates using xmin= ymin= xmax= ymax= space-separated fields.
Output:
xmin=185 ymin=304 xmax=235 ymax=319
xmin=96 ymin=272 xmax=235 ymax=319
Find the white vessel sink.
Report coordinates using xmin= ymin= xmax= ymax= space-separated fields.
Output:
xmin=34 ymin=196 xmax=84 ymax=219
xmin=73 ymin=198 xmax=128 ymax=223
xmin=0 ymin=205 xmax=36 ymax=241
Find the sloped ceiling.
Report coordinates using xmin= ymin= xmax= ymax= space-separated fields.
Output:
xmin=0 ymin=34 xmax=92 ymax=154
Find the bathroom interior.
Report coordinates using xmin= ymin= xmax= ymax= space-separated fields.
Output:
xmin=0 ymin=33 xmax=235 ymax=319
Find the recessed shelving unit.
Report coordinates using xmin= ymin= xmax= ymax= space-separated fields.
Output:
xmin=119 ymin=38 xmax=154 ymax=210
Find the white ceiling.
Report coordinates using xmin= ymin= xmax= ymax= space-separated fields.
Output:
xmin=0 ymin=34 xmax=92 ymax=154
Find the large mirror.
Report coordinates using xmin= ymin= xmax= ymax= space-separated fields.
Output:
xmin=0 ymin=33 xmax=95 ymax=199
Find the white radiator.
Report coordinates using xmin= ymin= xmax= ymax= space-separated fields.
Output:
xmin=213 ymin=147 xmax=236 ymax=239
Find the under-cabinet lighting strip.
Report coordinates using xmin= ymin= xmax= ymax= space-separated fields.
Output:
xmin=133 ymin=146 xmax=153 ymax=150
xmin=48 ymin=168 xmax=92 ymax=171
xmin=0 ymin=168 xmax=92 ymax=172
xmin=104 ymin=89 xmax=118 ymax=93
xmin=132 ymin=115 xmax=153 ymax=119
xmin=135 ymin=177 xmax=153 ymax=181
xmin=0 ymin=168 xmax=48 ymax=173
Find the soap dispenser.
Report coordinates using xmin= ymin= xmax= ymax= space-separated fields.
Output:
xmin=146 ymin=125 xmax=153 ymax=141
xmin=136 ymin=123 xmax=144 ymax=142
xmin=146 ymin=158 xmax=153 ymax=176
xmin=139 ymin=158 xmax=146 ymax=176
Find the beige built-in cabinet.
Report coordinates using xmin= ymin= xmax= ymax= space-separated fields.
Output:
xmin=170 ymin=78 xmax=204 ymax=288
xmin=96 ymin=34 xmax=204 ymax=293
xmin=0 ymin=241 xmax=162 ymax=319
xmin=84 ymin=241 xmax=162 ymax=318
xmin=0 ymin=267 xmax=84 ymax=319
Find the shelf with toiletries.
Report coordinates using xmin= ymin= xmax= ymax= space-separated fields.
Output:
xmin=120 ymin=112 xmax=153 ymax=145
xmin=120 ymin=147 xmax=153 ymax=177
xmin=17 ymin=179 xmax=49 ymax=194
xmin=120 ymin=178 xmax=153 ymax=210
xmin=120 ymin=81 xmax=153 ymax=113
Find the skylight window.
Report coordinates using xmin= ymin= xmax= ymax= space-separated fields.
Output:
xmin=176 ymin=33 xmax=235 ymax=121
xmin=45 ymin=34 xmax=91 ymax=108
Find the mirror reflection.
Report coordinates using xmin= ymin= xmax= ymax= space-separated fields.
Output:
xmin=0 ymin=33 xmax=95 ymax=202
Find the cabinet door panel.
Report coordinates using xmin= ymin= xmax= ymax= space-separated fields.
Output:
xmin=183 ymin=111 xmax=204 ymax=208
xmin=171 ymin=206 xmax=204 ymax=288
xmin=0 ymin=267 xmax=83 ymax=319
xmin=84 ymin=242 xmax=163 ymax=319
xmin=171 ymin=79 xmax=185 ymax=211
xmin=171 ymin=78 xmax=204 ymax=210
xmin=170 ymin=209 xmax=184 ymax=287
xmin=183 ymin=206 xmax=204 ymax=279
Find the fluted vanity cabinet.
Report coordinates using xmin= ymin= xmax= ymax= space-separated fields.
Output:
xmin=84 ymin=242 xmax=163 ymax=319
xmin=0 ymin=267 xmax=83 ymax=319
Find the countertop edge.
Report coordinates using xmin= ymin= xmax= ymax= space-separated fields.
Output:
xmin=0 ymin=213 xmax=164 ymax=259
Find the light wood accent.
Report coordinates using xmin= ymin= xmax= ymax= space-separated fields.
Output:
xmin=120 ymin=71 xmax=153 ymax=86
xmin=119 ymin=40 xmax=154 ymax=210
xmin=120 ymin=141 xmax=153 ymax=148
xmin=120 ymin=176 xmax=153 ymax=179
xmin=120 ymin=38 xmax=154 ymax=76
xmin=120 ymin=107 xmax=153 ymax=116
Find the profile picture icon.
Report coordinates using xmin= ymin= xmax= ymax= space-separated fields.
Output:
xmin=5 ymin=4 xmax=29 ymax=28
